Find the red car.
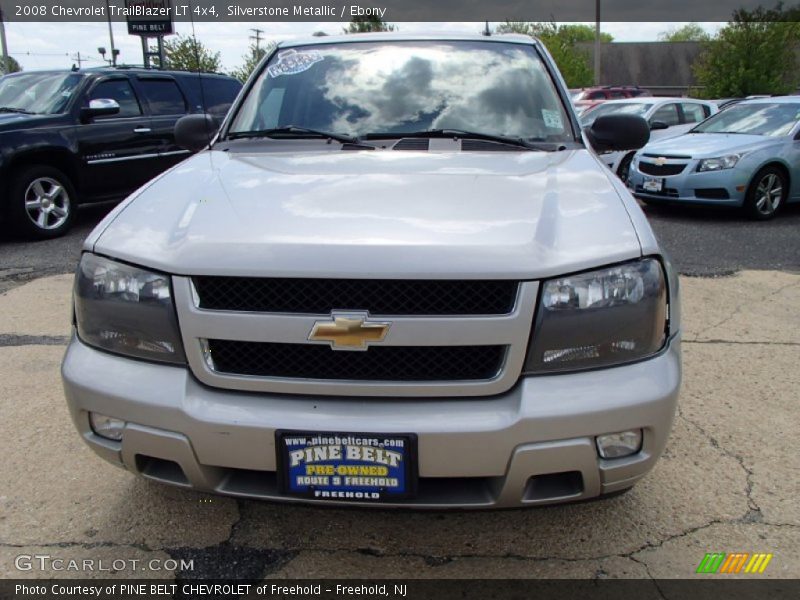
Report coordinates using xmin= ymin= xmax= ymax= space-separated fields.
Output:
xmin=571 ymin=86 xmax=652 ymax=115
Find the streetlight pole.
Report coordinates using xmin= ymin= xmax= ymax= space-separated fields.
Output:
xmin=594 ymin=0 xmax=601 ymax=85
xmin=104 ymin=0 xmax=117 ymax=66
xmin=0 ymin=6 xmax=10 ymax=74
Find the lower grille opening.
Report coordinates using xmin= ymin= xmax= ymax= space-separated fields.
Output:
xmin=217 ymin=468 xmax=498 ymax=505
xmin=695 ymin=188 xmax=730 ymax=199
xmin=207 ymin=340 xmax=507 ymax=382
xmin=523 ymin=471 xmax=584 ymax=501
xmin=136 ymin=455 xmax=189 ymax=486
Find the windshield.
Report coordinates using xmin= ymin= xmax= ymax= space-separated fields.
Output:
xmin=229 ymin=41 xmax=573 ymax=143
xmin=0 ymin=72 xmax=83 ymax=114
xmin=692 ymin=102 xmax=800 ymax=136
xmin=580 ymin=102 xmax=653 ymax=125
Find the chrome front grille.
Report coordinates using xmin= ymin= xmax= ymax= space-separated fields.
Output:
xmin=173 ymin=277 xmax=539 ymax=397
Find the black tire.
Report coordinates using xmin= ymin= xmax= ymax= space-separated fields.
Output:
xmin=744 ymin=166 xmax=787 ymax=221
xmin=616 ymin=152 xmax=635 ymax=183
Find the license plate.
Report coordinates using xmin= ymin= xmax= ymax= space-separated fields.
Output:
xmin=277 ymin=431 xmax=417 ymax=502
xmin=643 ymin=178 xmax=663 ymax=192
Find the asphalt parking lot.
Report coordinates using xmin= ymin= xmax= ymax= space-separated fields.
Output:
xmin=0 ymin=201 xmax=798 ymax=580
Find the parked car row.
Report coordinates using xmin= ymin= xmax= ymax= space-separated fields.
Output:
xmin=0 ymin=67 xmax=241 ymax=238
xmin=576 ymin=87 xmax=800 ymax=220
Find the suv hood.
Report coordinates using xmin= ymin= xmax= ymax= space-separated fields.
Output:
xmin=92 ymin=148 xmax=643 ymax=279
xmin=642 ymin=132 xmax=772 ymax=158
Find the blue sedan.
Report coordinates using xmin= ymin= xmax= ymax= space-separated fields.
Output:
xmin=628 ymin=97 xmax=800 ymax=219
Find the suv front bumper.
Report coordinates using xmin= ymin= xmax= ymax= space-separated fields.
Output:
xmin=62 ymin=334 xmax=681 ymax=509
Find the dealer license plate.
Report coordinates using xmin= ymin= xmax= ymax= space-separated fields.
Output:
xmin=643 ymin=177 xmax=663 ymax=193
xmin=277 ymin=431 xmax=417 ymax=502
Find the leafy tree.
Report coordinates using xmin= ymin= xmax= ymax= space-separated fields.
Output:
xmin=558 ymin=24 xmax=613 ymax=43
xmin=230 ymin=40 xmax=276 ymax=82
xmin=162 ymin=34 xmax=221 ymax=72
xmin=658 ymin=23 xmax=711 ymax=42
xmin=0 ymin=55 xmax=22 ymax=74
xmin=693 ymin=6 xmax=800 ymax=97
xmin=344 ymin=15 xmax=396 ymax=33
xmin=495 ymin=21 xmax=597 ymax=87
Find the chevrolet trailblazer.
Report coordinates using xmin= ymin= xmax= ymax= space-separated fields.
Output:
xmin=62 ymin=34 xmax=681 ymax=508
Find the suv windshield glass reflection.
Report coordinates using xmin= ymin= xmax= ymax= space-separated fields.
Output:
xmin=229 ymin=41 xmax=573 ymax=142
xmin=0 ymin=73 xmax=84 ymax=114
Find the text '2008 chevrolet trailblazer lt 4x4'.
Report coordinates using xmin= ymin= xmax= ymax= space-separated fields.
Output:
xmin=62 ymin=34 xmax=681 ymax=508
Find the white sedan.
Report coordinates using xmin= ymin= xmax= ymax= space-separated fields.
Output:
xmin=581 ymin=97 xmax=718 ymax=181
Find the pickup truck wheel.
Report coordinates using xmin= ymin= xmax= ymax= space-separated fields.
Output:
xmin=8 ymin=166 xmax=76 ymax=239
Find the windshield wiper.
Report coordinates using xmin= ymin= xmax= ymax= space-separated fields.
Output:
xmin=363 ymin=129 xmax=545 ymax=150
xmin=0 ymin=106 xmax=36 ymax=115
xmin=227 ymin=126 xmax=357 ymax=145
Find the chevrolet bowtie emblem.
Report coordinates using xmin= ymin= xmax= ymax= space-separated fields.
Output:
xmin=654 ymin=156 xmax=667 ymax=166
xmin=308 ymin=314 xmax=391 ymax=350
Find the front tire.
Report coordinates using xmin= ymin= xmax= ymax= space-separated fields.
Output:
xmin=616 ymin=152 xmax=635 ymax=183
xmin=6 ymin=165 xmax=76 ymax=239
xmin=744 ymin=166 xmax=787 ymax=220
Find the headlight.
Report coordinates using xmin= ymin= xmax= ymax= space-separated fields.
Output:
xmin=697 ymin=154 xmax=741 ymax=172
xmin=524 ymin=258 xmax=668 ymax=373
xmin=74 ymin=253 xmax=186 ymax=364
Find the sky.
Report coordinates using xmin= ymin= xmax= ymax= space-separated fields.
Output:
xmin=5 ymin=21 xmax=722 ymax=73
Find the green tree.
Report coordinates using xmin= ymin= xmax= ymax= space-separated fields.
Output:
xmin=495 ymin=21 xmax=597 ymax=87
xmin=230 ymin=40 xmax=276 ymax=82
xmin=0 ymin=55 xmax=22 ymax=74
xmin=162 ymin=34 xmax=221 ymax=72
xmin=658 ymin=23 xmax=711 ymax=42
xmin=558 ymin=24 xmax=613 ymax=43
xmin=343 ymin=15 xmax=396 ymax=33
xmin=693 ymin=6 xmax=800 ymax=97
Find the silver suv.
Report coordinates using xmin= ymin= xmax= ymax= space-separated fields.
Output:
xmin=62 ymin=33 xmax=681 ymax=508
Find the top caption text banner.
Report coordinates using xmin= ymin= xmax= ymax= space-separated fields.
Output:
xmin=0 ymin=0 xmax=783 ymax=23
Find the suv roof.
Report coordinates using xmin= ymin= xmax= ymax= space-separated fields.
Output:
xmin=4 ymin=66 xmax=236 ymax=79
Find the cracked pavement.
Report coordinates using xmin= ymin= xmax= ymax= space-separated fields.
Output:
xmin=0 ymin=269 xmax=797 ymax=580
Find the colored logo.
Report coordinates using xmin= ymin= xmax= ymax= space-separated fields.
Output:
xmin=696 ymin=553 xmax=773 ymax=574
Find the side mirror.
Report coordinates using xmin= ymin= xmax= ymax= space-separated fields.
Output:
xmin=80 ymin=98 xmax=120 ymax=122
xmin=175 ymin=113 xmax=218 ymax=152
xmin=649 ymin=120 xmax=669 ymax=131
xmin=585 ymin=114 xmax=650 ymax=153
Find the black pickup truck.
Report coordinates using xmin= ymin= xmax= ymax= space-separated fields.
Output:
xmin=0 ymin=67 xmax=241 ymax=238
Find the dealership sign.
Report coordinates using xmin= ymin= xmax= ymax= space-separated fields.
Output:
xmin=124 ymin=0 xmax=173 ymax=36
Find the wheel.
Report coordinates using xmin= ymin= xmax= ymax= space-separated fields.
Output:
xmin=744 ymin=166 xmax=787 ymax=220
xmin=616 ymin=152 xmax=635 ymax=183
xmin=5 ymin=165 xmax=76 ymax=239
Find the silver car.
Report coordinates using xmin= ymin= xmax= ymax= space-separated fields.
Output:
xmin=581 ymin=97 xmax=718 ymax=181
xmin=62 ymin=34 xmax=681 ymax=508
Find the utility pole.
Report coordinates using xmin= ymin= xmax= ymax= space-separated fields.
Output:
xmin=594 ymin=0 xmax=601 ymax=85
xmin=0 ymin=6 xmax=10 ymax=74
xmin=71 ymin=51 xmax=84 ymax=69
xmin=249 ymin=28 xmax=264 ymax=52
xmin=104 ymin=0 xmax=117 ymax=66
